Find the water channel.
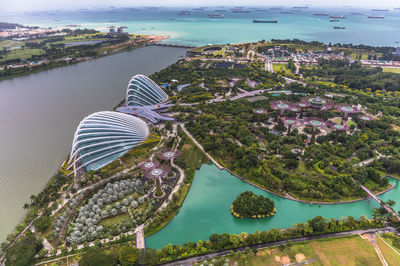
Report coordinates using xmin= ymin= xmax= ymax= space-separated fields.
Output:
xmin=146 ymin=163 xmax=400 ymax=249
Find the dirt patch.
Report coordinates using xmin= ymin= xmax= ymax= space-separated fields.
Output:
xmin=275 ymin=255 xmax=281 ymax=262
xmin=266 ymin=249 xmax=272 ymax=255
xmin=281 ymin=256 xmax=290 ymax=264
xmin=295 ymin=253 xmax=306 ymax=262
xmin=257 ymin=251 xmax=265 ymax=256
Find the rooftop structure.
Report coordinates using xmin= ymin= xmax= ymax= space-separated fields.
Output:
xmin=118 ymin=74 xmax=173 ymax=123
xmin=126 ymin=74 xmax=168 ymax=107
xmin=139 ymin=159 xmax=160 ymax=171
xmin=68 ymin=111 xmax=149 ymax=172
xmin=144 ymin=164 xmax=170 ymax=179
xmin=358 ymin=114 xmax=374 ymax=122
xmin=157 ymin=149 xmax=181 ymax=161
xmin=301 ymin=96 xmax=333 ymax=109
xmin=270 ymin=101 xmax=294 ymax=116
xmin=253 ymin=108 xmax=267 ymax=115
xmin=283 ymin=117 xmax=299 ymax=134
xmin=335 ymin=104 xmax=361 ymax=120
xmin=117 ymin=104 xmax=174 ymax=124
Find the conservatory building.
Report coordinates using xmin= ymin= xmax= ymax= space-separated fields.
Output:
xmin=68 ymin=111 xmax=149 ymax=172
xmin=126 ymin=74 xmax=168 ymax=107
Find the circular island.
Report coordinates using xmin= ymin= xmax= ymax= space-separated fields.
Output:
xmin=230 ymin=191 xmax=276 ymax=219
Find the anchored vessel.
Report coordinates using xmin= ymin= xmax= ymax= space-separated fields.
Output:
xmin=330 ymin=15 xmax=346 ymax=19
xmin=253 ymin=18 xmax=278 ymax=23
xmin=368 ymin=15 xmax=385 ymax=19
xmin=334 ymin=26 xmax=346 ymax=29
xmin=208 ymin=14 xmax=224 ymax=18
xmin=177 ymin=10 xmax=190 ymax=15
xmin=314 ymin=13 xmax=329 ymax=16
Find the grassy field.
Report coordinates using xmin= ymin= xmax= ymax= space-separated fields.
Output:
xmin=382 ymin=68 xmax=400 ymax=74
xmin=376 ymin=236 xmax=400 ymax=266
xmin=273 ymin=64 xmax=292 ymax=75
xmin=1 ymin=48 xmax=44 ymax=62
xmin=203 ymin=235 xmax=382 ymax=266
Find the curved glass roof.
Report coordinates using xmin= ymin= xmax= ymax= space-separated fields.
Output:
xmin=68 ymin=111 xmax=149 ymax=172
xmin=126 ymin=74 xmax=168 ymax=106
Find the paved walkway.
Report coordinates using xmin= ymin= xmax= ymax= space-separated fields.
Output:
xmin=360 ymin=185 xmax=400 ymax=221
xmin=181 ymin=125 xmax=224 ymax=170
xmin=361 ymin=233 xmax=388 ymax=266
xmin=136 ymin=225 xmax=145 ymax=249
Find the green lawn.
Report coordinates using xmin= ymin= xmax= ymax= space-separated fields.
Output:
xmin=376 ymin=236 xmax=400 ymax=266
xmin=382 ymin=68 xmax=400 ymax=74
xmin=273 ymin=64 xmax=292 ymax=75
xmin=203 ymin=235 xmax=381 ymax=266
xmin=99 ymin=213 xmax=130 ymax=227
xmin=1 ymin=48 xmax=44 ymax=63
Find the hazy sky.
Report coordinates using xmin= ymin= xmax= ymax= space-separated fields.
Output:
xmin=1 ymin=0 xmax=399 ymax=12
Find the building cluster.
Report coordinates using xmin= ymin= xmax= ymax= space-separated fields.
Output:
xmin=0 ymin=27 xmax=66 ymax=40
xmin=69 ymin=75 xmax=173 ymax=174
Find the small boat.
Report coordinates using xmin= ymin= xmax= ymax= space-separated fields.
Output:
xmin=368 ymin=15 xmax=385 ymax=19
xmin=334 ymin=26 xmax=346 ymax=29
xmin=177 ymin=11 xmax=190 ymax=15
xmin=330 ymin=15 xmax=346 ymax=19
xmin=208 ymin=14 xmax=224 ymax=18
xmin=330 ymin=18 xmax=339 ymax=22
xmin=193 ymin=8 xmax=204 ymax=11
xmin=253 ymin=18 xmax=278 ymax=23
xmin=232 ymin=10 xmax=250 ymax=13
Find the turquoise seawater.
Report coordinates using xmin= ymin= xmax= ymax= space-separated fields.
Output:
xmin=2 ymin=7 xmax=400 ymax=46
xmin=146 ymin=163 xmax=388 ymax=249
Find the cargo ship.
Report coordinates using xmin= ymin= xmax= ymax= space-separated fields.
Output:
xmin=208 ymin=14 xmax=224 ymax=18
xmin=334 ymin=26 xmax=346 ymax=29
xmin=351 ymin=12 xmax=364 ymax=15
xmin=293 ymin=6 xmax=308 ymax=9
xmin=232 ymin=10 xmax=250 ymax=13
xmin=314 ymin=13 xmax=329 ymax=16
xmin=270 ymin=7 xmax=283 ymax=10
xmin=330 ymin=18 xmax=339 ymax=22
xmin=371 ymin=9 xmax=389 ymax=11
xmin=253 ymin=18 xmax=278 ymax=23
xmin=394 ymin=8 xmax=400 ymax=10
xmin=214 ymin=9 xmax=226 ymax=12
xmin=330 ymin=15 xmax=346 ymax=19
xmin=368 ymin=15 xmax=385 ymax=19
xmin=280 ymin=11 xmax=293 ymax=14
xmin=177 ymin=11 xmax=190 ymax=15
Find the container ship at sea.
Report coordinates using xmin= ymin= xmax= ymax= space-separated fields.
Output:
xmin=330 ymin=15 xmax=346 ymax=19
xmin=367 ymin=15 xmax=385 ymax=19
xmin=253 ymin=18 xmax=278 ymax=23
xmin=208 ymin=14 xmax=224 ymax=18
xmin=177 ymin=10 xmax=190 ymax=15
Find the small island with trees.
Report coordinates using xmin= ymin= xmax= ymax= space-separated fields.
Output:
xmin=231 ymin=191 xmax=276 ymax=218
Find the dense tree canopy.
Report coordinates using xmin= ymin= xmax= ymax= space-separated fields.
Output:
xmin=231 ymin=191 xmax=275 ymax=218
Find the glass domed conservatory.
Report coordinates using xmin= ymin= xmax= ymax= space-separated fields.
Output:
xmin=126 ymin=74 xmax=168 ymax=106
xmin=68 ymin=111 xmax=149 ymax=172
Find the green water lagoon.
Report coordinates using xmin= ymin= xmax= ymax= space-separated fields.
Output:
xmin=146 ymin=163 xmax=386 ymax=249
